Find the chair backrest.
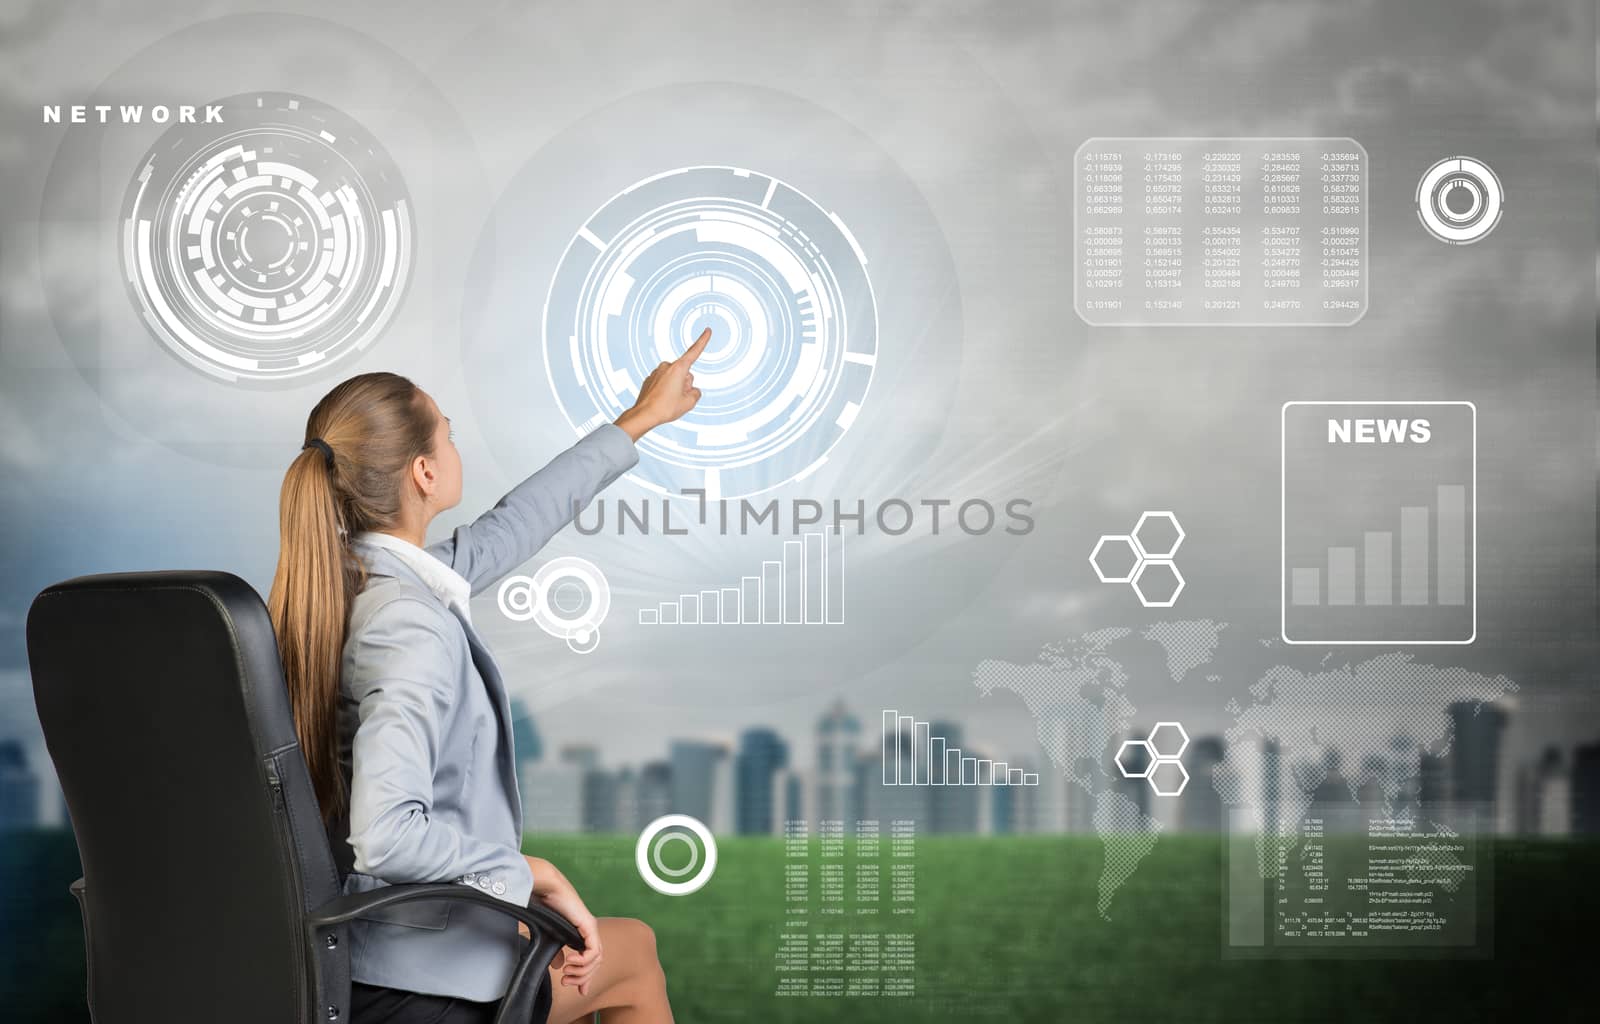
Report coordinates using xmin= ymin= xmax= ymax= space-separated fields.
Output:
xmin=27 ymin=570 xmax=348 ymax=1024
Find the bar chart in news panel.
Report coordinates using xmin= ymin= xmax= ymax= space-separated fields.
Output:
xmin=879 ymin=710 xmax=1039 ymax=787
xmin=1281 ymin=402 xmax=1476 ymax=645
xmin=639 ymin=527 xmax=844 ymax=626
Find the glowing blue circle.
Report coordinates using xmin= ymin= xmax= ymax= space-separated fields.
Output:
xmin=543 ymin=166 xmax=878 ymax=499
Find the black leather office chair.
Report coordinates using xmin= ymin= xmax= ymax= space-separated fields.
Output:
xmin=27 ymin=570 xmax=581 ymax=1024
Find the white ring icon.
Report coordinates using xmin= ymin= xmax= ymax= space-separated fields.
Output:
xmin=495 ymin=557 xmax=611 ymax=654
xmin=635 ymin=814 xmax=718 ymax=896
xmin=496 ymin=574 xmax=540 ymax=622
xmin=1416 ymin=156 xmax=1503 ymax=245
xmin=651 ymin=832 xmax=698 ymax=877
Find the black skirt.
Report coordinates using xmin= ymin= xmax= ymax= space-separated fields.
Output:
xmin=350 ymin=980 xmax=501 ymax=1023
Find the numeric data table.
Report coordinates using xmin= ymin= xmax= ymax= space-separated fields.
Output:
xmin=1075 ymin=137 xmax=1368 ymax=326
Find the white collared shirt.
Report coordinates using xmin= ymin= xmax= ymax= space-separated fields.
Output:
xmin=353 ymin=530 xmax=474 ymax=625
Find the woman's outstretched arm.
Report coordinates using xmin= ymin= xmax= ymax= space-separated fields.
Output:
xmin=426 ymin=423 xmax=638 ymax=595
xmin=427 ymin=327 xmax=711 ymax=594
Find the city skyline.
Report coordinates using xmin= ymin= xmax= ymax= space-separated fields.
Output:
xmin=491 ymin=695 xmax=1598 ymax=839
xmin=4 ymin=677 xmax=1593 ymax=840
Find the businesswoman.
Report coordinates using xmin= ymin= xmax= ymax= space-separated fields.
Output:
xmin=268 ymin=329 xmax=711 ymax=1024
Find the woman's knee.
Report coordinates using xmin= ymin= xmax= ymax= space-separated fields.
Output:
xmin=612 ymin=917 xmax=665 ymax=984
xmin=632 ymin=918 xmax=657 ymax=957
xmin=604 ymin=916 xmax=656 ymax=954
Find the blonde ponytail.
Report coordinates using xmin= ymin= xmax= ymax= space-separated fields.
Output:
xmin=267 ymin=372 xmax=438 ymax=824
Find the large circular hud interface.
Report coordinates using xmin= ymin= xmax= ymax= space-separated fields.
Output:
xmin=543 ymin=165 xmax=878 ymax=500
xmin=120 ymin=92 xmax=415 ymax=383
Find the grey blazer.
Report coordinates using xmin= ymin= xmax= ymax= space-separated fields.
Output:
xmin=327 ymin=423 xmax=638 ymax=1002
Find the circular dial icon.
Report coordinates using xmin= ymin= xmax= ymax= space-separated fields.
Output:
xmin=1415 ymin=156 xmax=1503 ymax=245
xmin=120 ymin=91 xmax=415 ymax=383
xmin=543 ymin=165 xmax=878 ymax=499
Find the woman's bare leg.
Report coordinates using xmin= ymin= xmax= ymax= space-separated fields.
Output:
xmin=546 ymin=917 xmax=672 ymax=1024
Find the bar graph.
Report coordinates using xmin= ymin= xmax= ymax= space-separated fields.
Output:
xmin=1290 ymin=485 xmax=1468 ymax=609
xmin=1282 ymin=401 xmax=1475 ymax=644
xmin=879 ymin=709 xmax=1039 ymax=787
xmin=639 ymin=528 xmax=845 ymax=626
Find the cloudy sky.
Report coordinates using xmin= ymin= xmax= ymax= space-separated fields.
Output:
xmin=1 ymin=0 xmax=1595 ymax=820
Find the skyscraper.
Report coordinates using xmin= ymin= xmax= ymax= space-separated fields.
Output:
xmin=989 ymin=776 xmax=1015 ymax=834
xmin=669 ymin=740 xmax=729 ymax=825
xmin=1260 ymin=738 xmax=1283 ymax=837
xmin=1448 ymin=700 xmax=1509 ymax=832
xmin=521 ymin=759 xmax=583 ymax=835
xmin=1112 ymin=726 xmax=1152 ymax=820
xmin=581 ymin=766 xmax=624 ymax=834
xmin=772 ymin=768 xmax=808 ymax=833
xmin=610 ymin=767 xmax=642 ymax=834
xmin=1033 ymin=764 xmax=1089 ymax=833
xmin=1182 ymin=736 xmax=1226 ymax=832
xmin=927 ymin=721 xmax=975 ymax=833
xmin=0 ymin=740 xmax=39 ymax=832
xmin=850 ymin=749 xmax=876 ymax=827
xmin=510 ymin=697 xmax=543 ymax=766
xmin=1377 ymin=733 xmax=1423 ymax=811
xmin=636 ymin=761 xmax=673 ymax=830
xmin=558 ymin=744 xmax=605 ymax=834
xmin=1354 ymin=750 xmax=1392 ymax=811
xmin=710 ymin=755 xmax=736 ymax=835
xmin=735 ymin=728 xmax=788 ymax=835
xmin=1532 ymin=746 xmax=1571 ymax=836
xmin=989 ymin=756 xmax=1043 ymax=835
xmin=815 ymin=701 xmax=861 ymax=824
xmin=1418 ymin=750 xmax=1450 ymax=807
xmin=1570 ymin=741 xmax=1600 ymax=835
xmin=1309 ymin=748 xmax=1354 ymax=809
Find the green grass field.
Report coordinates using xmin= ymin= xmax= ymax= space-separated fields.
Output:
xmin=3 ymin=830 xmax=1589 ymax=1021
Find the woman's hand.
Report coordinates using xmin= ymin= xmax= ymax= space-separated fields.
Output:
xmin=613 ymin=327 xmax=711 ymax=441
xmin=518 ymin=855 xmax=604 ymax=995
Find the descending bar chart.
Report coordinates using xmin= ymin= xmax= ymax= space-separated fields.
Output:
xmin=879 ymin=709 xmax=1039 ymax=787
xmin=640 ymin=528 xmax=844 ymax=626
xmin=1282 ymin=401 xmax=1475 ymax=644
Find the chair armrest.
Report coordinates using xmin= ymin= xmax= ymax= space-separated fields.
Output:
xmin=68 ymin=877 xmax=94 ymax=1019
xmin=307 ymin=882 xmax=581 ymax=1024
xmin=307 ymin=882 xmax=583 ymax=950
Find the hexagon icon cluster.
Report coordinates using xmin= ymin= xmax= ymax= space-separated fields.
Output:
xmin=1114 ymin=721 xmax=1189 ymax=797
xmin=1090 ymin=511 xmax=1185 ymax=607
